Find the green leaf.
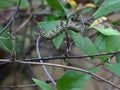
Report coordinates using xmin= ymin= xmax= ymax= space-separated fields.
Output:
xmin=32 ymin=78 xmax=53 ymax=90
xmin=69 ymin=31 xmax=98 ymax=54
xmin=57 ymin=67 xmax=99 ymax=90
xmin=46 ymin=0 xmax=63 ymax=10
xmin=0 ymin=27 xmax=12 ymax=52
xmin=0 ymin=1 xmax=13 ymax=8
xmin=46 ymin=0 xmax=71 ymax=18
xmin=116 ymin=54 xmax=120 ymax=63
xmin=93 ymin=26 xmax=120 ymax=35
xmin=95 ymin=34 xmax=106 ymax=52
xmin=94 ymin=0 xmax=100 ymax=4
xmin=95 ymin=35 xmax=120 ymax=52
xmin=37 ymin=20 xmax=62 ymax=32
xmin=94 ymin=35 xmax=120 ymax=62
xmin=94 ymin=35 xmax=109 ymax=62
xmin=37 ymin=20 xmax=65 ymax=48
xmin=0 ymin=0 xmax=29 ymax=8
xmin=105 ymin=36 xmax=120 ymax=52
xmin=53 ymin=32 xmax=64 ymax=49
xmin=93 ymin=0 xmax=120 ymax=18
xmin=105 ymin=63 xmax=120 ymax=77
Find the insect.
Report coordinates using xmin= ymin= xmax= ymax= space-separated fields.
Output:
xmin=38 ymin=16 xmax=84 ymax=39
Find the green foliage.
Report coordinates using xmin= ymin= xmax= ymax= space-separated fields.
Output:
xmin=0 ymin=1 xmax=13 ymax=8
xmin=37 ymin=20 xmax=62 ymax=32
xmin=37 ymin=20 xmax=64 ymax=49
xmin=1 ymin=0 xmax=120 ymax=90
xmin=95 ymin=35 xmax=120 ymax=53
xmin=0 ymin=27 xmax=12 ymax=52
xmin=69 ymin=31 xmax=98 ymax=55
xmin=32 ymin=78 xmax=53 ymax=90
xmin=116 ymin=54 xmax=120 ymax=63
xmin=57 ymin=70 xmax=91 ymax=90
xmin=95 ymin=34 xmax=120 ymax=62
xmin=33 ymin=67 xmax=99 ymax=90
xmin=93 ymin=0 xmax=120 ymax=18
xmin=46 ymin=0 xmax=63 ymax=10
xmin=105 ymin=63 xmax=120 ymax=77
xmin=53 ymin=32 xmax=65 ymax=49
xmin=57 ymin=67 xmax=99 ymax=90
xmin=0 ymin=0 xmax=29 ymax=8
xmin=93 ymin=26 xmax=120 ymax=35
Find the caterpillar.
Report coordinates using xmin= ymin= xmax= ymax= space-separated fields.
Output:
xmin=38 ymin=17 xmax=84 ymax=39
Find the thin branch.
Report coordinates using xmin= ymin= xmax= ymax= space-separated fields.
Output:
xmin=15 ymin=50 xmax=120 ymax=61
xmin=64 ymin=31 xmax=70 ymax=56
xmin=36 ymin=35 xmax=56 ymax=85
xmin=0 ymin=59 xmax=120 ymax=89
xmin=0 ymin=0 xmax=22 ymax=35
xmin=15 ymin=60 xmax=120 ymax=89
xmin=14 ymin=12 xmax=33 ymax=33
xmin=0 ymin=84 xmax=36 ymax=88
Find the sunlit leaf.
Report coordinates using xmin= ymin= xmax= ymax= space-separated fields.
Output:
xmin=32 ymin=78 xmax=53 ymax=90
xmin=85 ymin=3 xmax=96 ymax=8
xmin=90 ymin=16 xmax=107 ymax=28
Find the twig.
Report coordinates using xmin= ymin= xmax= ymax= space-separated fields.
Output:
xmin=0 ymin=0 xmax=22 ymax=35
xmin=16 ymin=50 xmax=120 ymax=61
xmin=0 ymin=59 xmax=120 ymax=89
xmin=14 ymin=12 xmax=33 ymax=33
xmin=0 ymin=84 xmax=36 ymax=88
xmin=64 ymin=31 xmax=70 ymax=57
xmin=36 ymin=36 xmax=56 ymax=85
xmin=15 ymin=61 xmax=120 ymax=89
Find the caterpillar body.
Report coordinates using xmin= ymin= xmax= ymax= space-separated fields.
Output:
xmin=38 ymin=17 xmax=83 ymax=39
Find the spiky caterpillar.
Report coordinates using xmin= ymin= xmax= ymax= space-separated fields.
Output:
xmin=38 ymin=17 xmax=83 ymax=39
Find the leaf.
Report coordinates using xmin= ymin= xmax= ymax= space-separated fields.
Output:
xmin=53 ymin=32 xmax=64 ymax=49
xmin=0 ymin=1 xmax=13 ymax=8
xmin=57 ymin=67 xmax=99 ymax=90
xmin=13 ymin=0 xmax=29 ymax=8
xmin=105 ymin=63 xmax=120 ymax=77
xmin=93 ymin=0 xmax=120 ymax=18
xmin=95 ymin=35 xmax=120 ymax=52
xmin=94 ymin=34 xmax=120 ymax=62
xmin=37 ymin=20 xmax=65 ymax=49
xmin=32 ymin=78 xmax=53 ymax=90
xmin=0 ymin=27 xmax=12 ymax=52
xmin=69 ymin=31 xmax=98 ymax=54
xmin=93 ymin=26 xmax=120 ymax=35
xmin=37 ymin=20 xmax=62 ymax=32
xmin=95 ymin=35 xmax=106 ymax=52
xmin=116 ymin=54 xmax=120 ymax=63
xmin=89 ymin=16 xmax=107 ymax=28
xmin=105 ymin=36 xmax=120 ymax=52
xmin=46 ymin=0 xmax=63 ymax=10
xmin=0 ymin=0 xmax=29 ymax=8
xmin=94 ymin=0 xmax=100 ymax=4
xmin=94 ymin=35 xmax=110 ymax=62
